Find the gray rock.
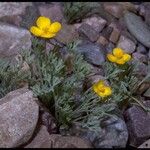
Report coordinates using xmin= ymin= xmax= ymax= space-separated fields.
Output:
xmin=76 ymin=40 xmax=105 ymax=66
xmin=55 ymin=24 xmax=79 ymax=45
xmin=104 ymin=2 xmax=137 ymax=19
xmin=39 ymin=104 xmax=58 ymax=134
xmin=142 ymin=3 xmax=150 ymax=26
xmin=103 ymin=3 xmax=124 ymax=18
xmin=49 ymin=134 xmax=93 ymax=148
xmin=117 ymin=35 xmax=136 ymax=54
xmin=132 ymin=52 xmax=148 ymax=63
xmin=96 ymin=36 xmax=109 ymax=46
xmin=138 ymin=82 xmax=150 ymax=95
xmin=38 ymin=3 xmax=65 ymax=23
xmin=138 ymin=139 xmax=150 ymax=148
xmin=0 ymin=2 xmax=32 ymax=26
xmin=78 ymin=23 xmax=99 ymax=42
xmin=106 ymin=42 xmax=115 ymax=53
xmin=0 ymin=88 xmax=39 ymax=148
xmin=20 ymin=4 xmax=40 ymax=30
xmin=137 ymin=43 xmax=147 ymax=54
xmin=25 ymin=128 xmax=92 ymax=148
xmin=101 ymin=26 xmax=113 ymax=40
xmin=25 ymin=125 xmax=52 ymax=148
xmin=124 ymin=12 xmax=150 ymax=48
xmin=66 ymin=115 xmax=128 ymax=148
xmin=109 ymin=27 xmax=120 ymax=44
xmin=82 ymin=16 xmax=107 ymax=33
xmin=132 ymin=61 xmax=148 ymax=77
xmin=0 ymin=22 xmax=31 ymax=59
xmin=124 ymin=101 xmax=150 ymax=146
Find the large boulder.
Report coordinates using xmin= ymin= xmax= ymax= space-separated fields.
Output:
xmin=0 ymin=88 xmax=39 ymax=148
xmin=124 ymin=101 xmax=150 ymax=146
xmin=124 ymin=12 xmax=150 ymax=48
xmin=0 ymin=2 xmax=32 ymax=26
xmin=0 ymin=22 xmax=31 ymax=59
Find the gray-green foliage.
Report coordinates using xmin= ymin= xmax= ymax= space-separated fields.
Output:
xmin=0 ymin=57 xmax=31 ymax=98
xmin=102 ymin=60 xmax=150 ymax=111
xmin=21 ymin=38 xmax=117 ymax=132
xmin=63 ymin=2 xmax=101 ymax=24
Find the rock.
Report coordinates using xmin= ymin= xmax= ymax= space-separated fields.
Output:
xmin=49 ymin=134 xmax=93 ymax=148
xmin=117 ymin=35 xmax=136 ymax=54
xmin=0 ymin=88 xmax=39 ymax=148
xmin=0 ymin=22 xmax=31 ymax=59
xmin=141 ymin=3 xmax=150 ymax=26
xmin=138 ymin=82 xmax=150 ymax=95
xmin=118 ymin=2 xmax=137 ymax=13
xmin=25 ymin=126 xmax=51 ymax=148
xmin=20 ymin=4 xmax=40 ymax=30
xmin=82 ymin=16 xmax=107 ymax=33
xmin=124 ymin=101 xmax=150 ymax=146
xmin=138 ymin=139 xmax=150 ymax=148
xmin=104 ymin=2 xmax=137 ymax=18
xmin=136 ymin=43 xmax=147 ymax=54
xmin=0 ymin=2 xmax=32 ymax=26
xmin=101 ymin=26 xmax=113 ymax=40
xmin=55 ymin=24 xmax=79 ymax=45
xmin=109 ymin=28 xmax=120 ymax=44
xmin=25 ymin=129 xmax=92 ymax=148
xmin=78 ymin=23 xmax=99 ymax=42
xmin=106 ymin=42 xmax=115 ymax=53
xmin=103 ymin=3 xmax=124 ymax=18
xmin=121 ymin=30 xmax=137 ymax=45
xmin=39 ymin=104 xmax=58 ymax=134
xmin=132 ymin=61 xmax=148 ymax=77
xmin=124 ymin=12 xmax=150 ymax=48
xmin=139 ymin=4 xmax=146 ymax=17
xmin=96 ymin=36 xmax=109 ymax=46
xmin=76 ymin=40 xmax=105 ymax=66
xmin=38 ymin=3 xmax=65 ymax=23
xmin=144 ymin=88 xmax=150 ymax=98
xmin=132 ymin=52 xmax=148 ymax=63
xmin=67 ymin=114 xmax=128 ymax=148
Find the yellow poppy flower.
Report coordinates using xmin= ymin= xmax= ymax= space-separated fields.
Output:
xmin=93 ymin=80 xmax=112 ymax=98
xmin=30 ymin=16 xmax=61 ymax=38
xmin=107 ymin=48 xmax=131 ymax=65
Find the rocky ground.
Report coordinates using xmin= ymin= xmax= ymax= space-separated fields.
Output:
xmin=0 ymin=2 xmax=150 ymax=148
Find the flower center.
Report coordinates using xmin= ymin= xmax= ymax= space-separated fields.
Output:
xmin=43 ymin=27 xmax=50 ymax=34
xmin=99 ymin=87 xmax=105 ymax=93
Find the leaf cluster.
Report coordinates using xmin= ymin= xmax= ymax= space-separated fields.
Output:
xmin=63 ymin=2 xmax=101 ymax=24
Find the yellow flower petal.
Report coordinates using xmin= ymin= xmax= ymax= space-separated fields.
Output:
xmin=122 ymin=54 xmax=131 ymax=62
xmin=41 ymin=33 xmax=56 ymax=38
xmin=48 ymin=22 xmax=62 ymax=33
xmin=98 ymin=91 xmax=106 ymax=98
xmin=113 ymin=48 xmax=124 ymax=58
xmin=93 ymin=84 xmax=99 ymax=94
xmin=107 ymin=54 xmax=117 ymax=62
xmin=104 ymin=86 xmax=112 ymax=96
xmin=36 ymin=16 xmax=51 ymax=29
xmin=116 ymin=59 xmax=125 ymax=65
xmin=30 ymin=26 xmax=42 ymax=36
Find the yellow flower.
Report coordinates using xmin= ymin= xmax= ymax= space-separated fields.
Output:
xmin=93 ymin=80 xmax=112 ymax=98
xmin=30 ymin=16 xmax=61 ymax=38
xmin=107 ymin=48 xmax=131 ymax=65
